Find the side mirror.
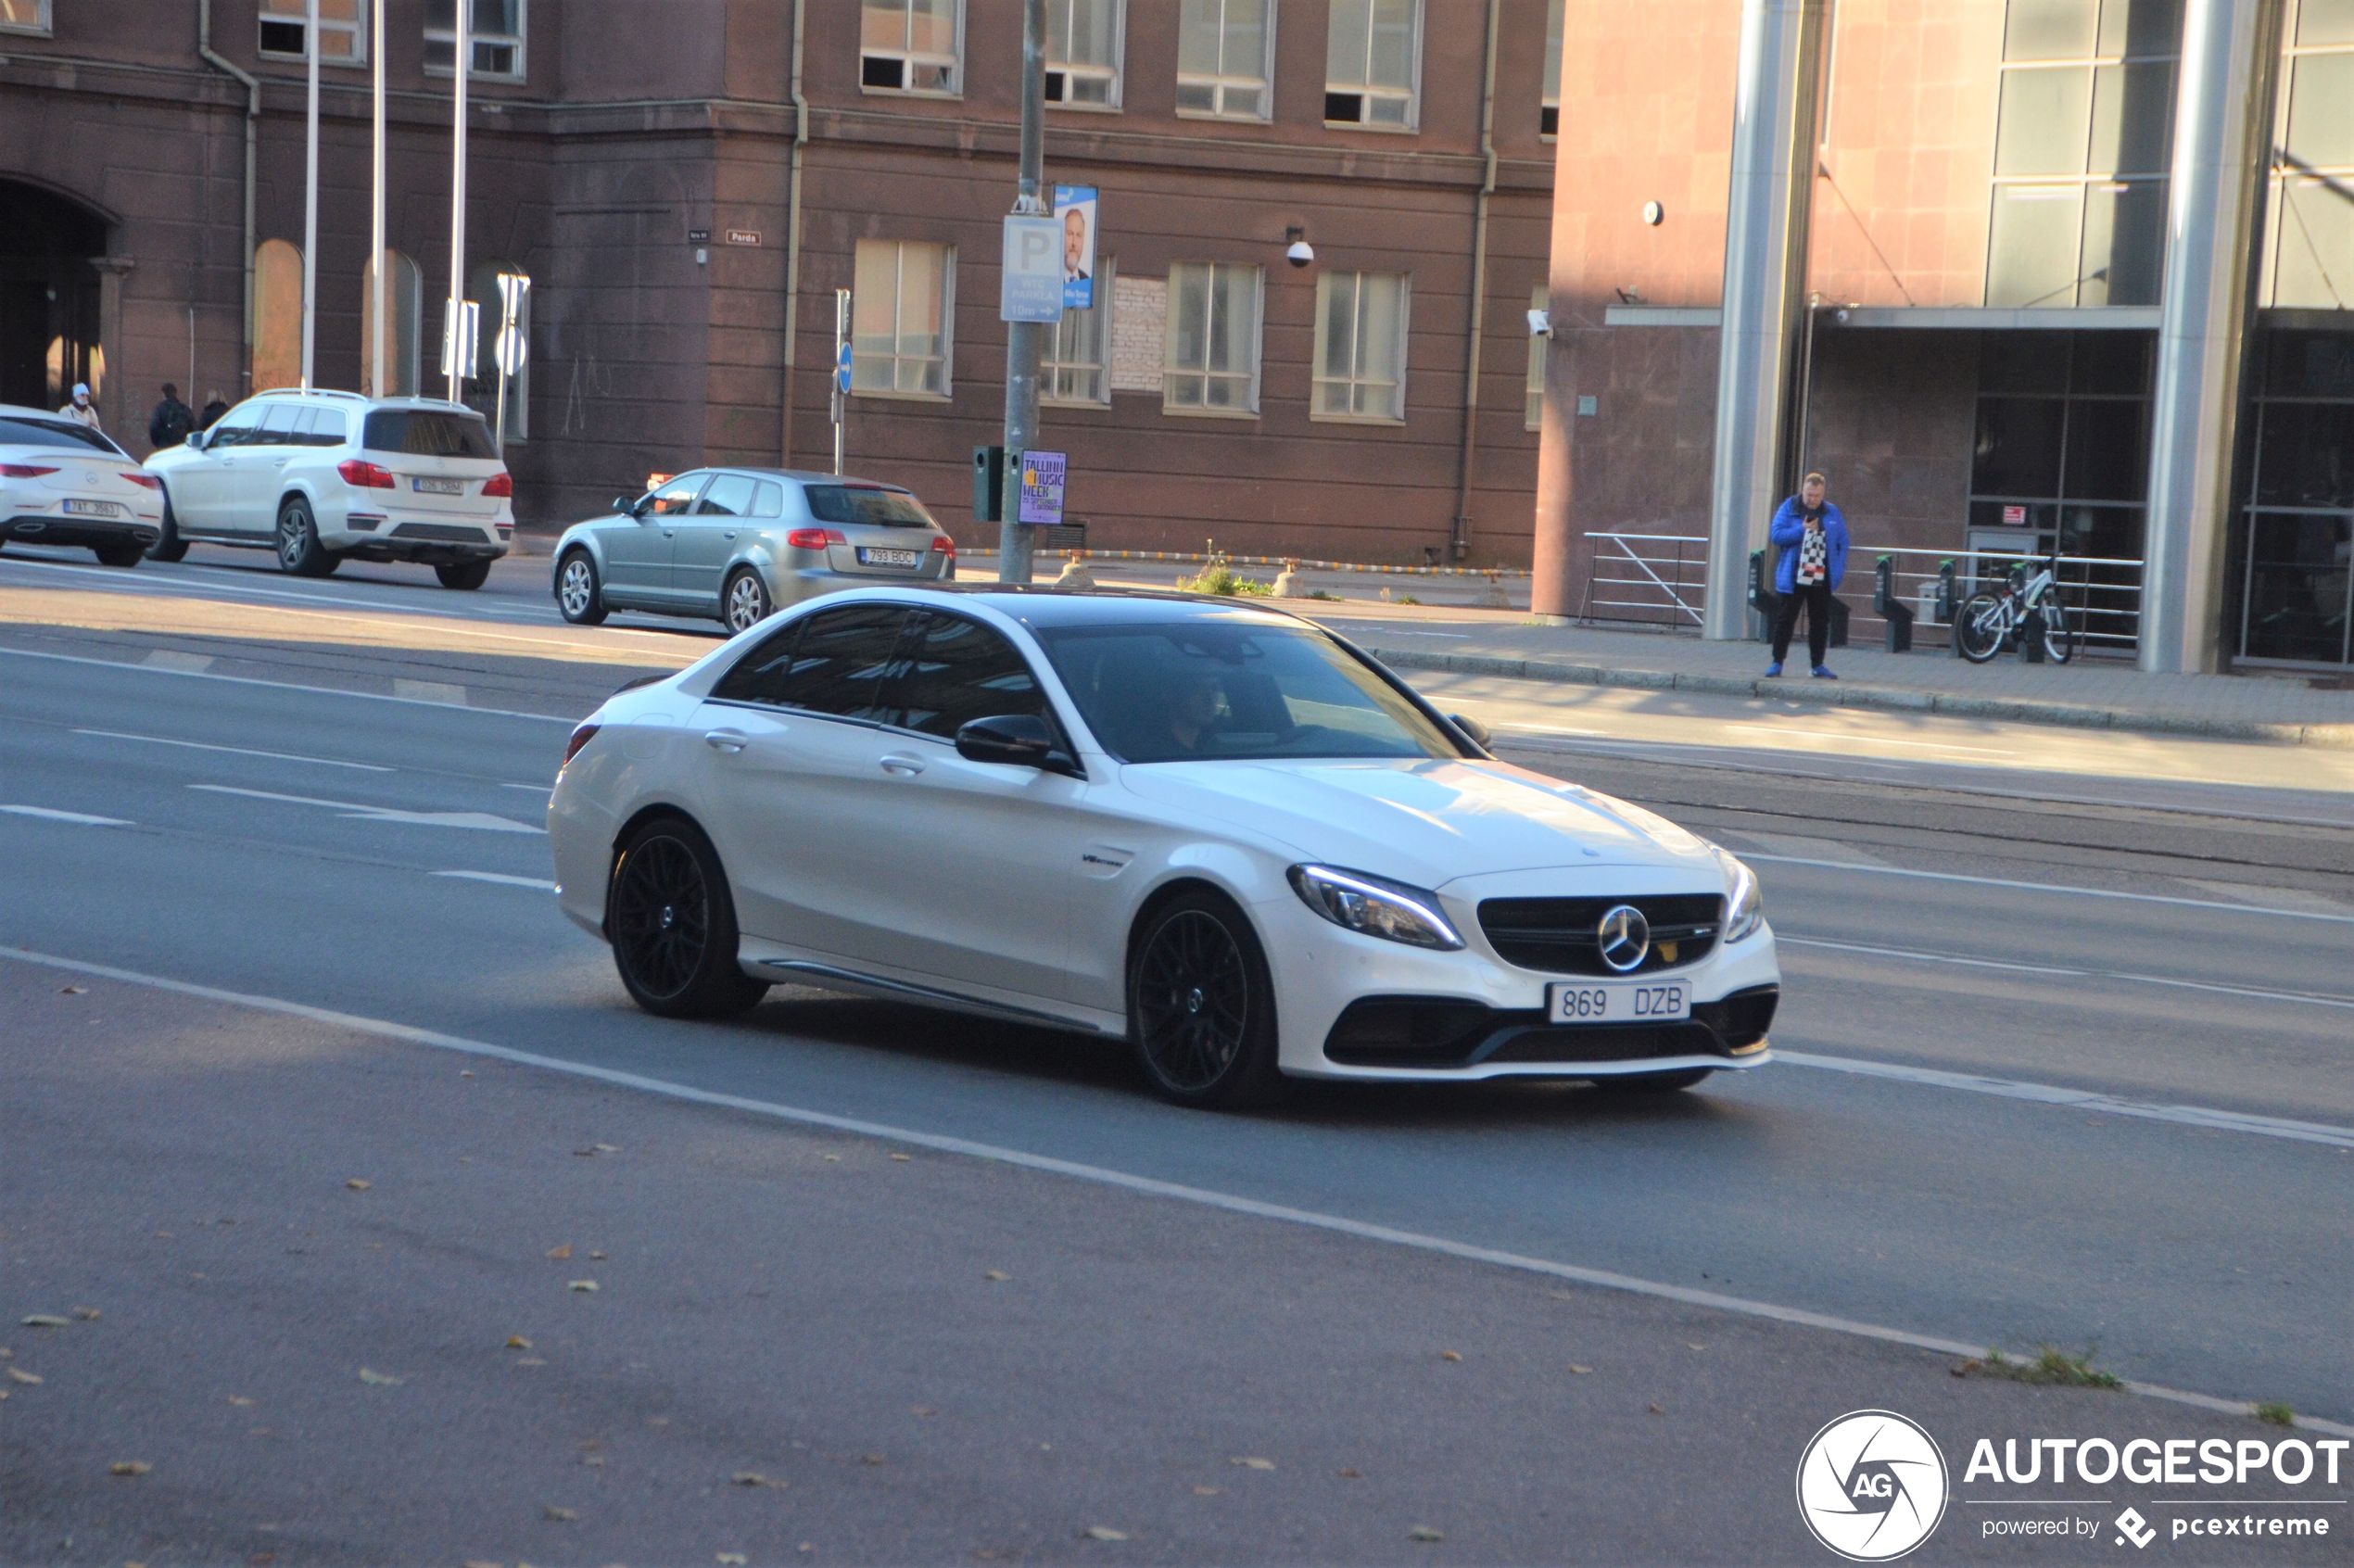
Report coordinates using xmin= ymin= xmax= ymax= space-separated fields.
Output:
xmin=184 ymin=430 xmax=208 ymax=451
xmin=956 ymin=713 xmax=1058 ymax=769
xmin=1448 ymin=713 xmax=1492 ymax=749
xmin=614 ymin=495 xmax=646 ymax=518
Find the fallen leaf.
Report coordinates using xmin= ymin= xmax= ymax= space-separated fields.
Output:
xmin=507 ymin=1335 xmax=534 ymax=1350
xmin=589 ymin=1251 xmax=608 ymax=1261
xmin=1408 ymin=1526 xmax=1444 ymax=1543
xmin=60 ymin=985 xmax=87 ymax=994
xmin=983 ymin=1271 xmax=1011 ymax=1283
xmin=1567 ymin=1364 xmax=1593 ymax=1374
xmin=359 ymin=1368 xmax=402 ymax=1386
xmin=109 ymin=1461 xmax=151 ymax=1477
xmin=71 ymin=1307 xmax=100 ymax=1321
xmin=1648 ymin=1402 xmax=1664 ymax=1415
xmin=21 ymin=1314 xmax=70 ymax=1328
xmin=1439 ymin=1350 xmax=1462 ymax=1362
xmin=595 ymin=1144 xmax=620 ymax=1153
xmin=860 ymin=1453 xmax=886 ymax=1466
xmin=822 ymin=1155 xmax=841 ymax=1162
xmin=544 ymin=1505 xmax=578 ymax=1522
xmin=459 ymin=1069 xmax=475 ymax=1078
xmin=890 ymin=1153 xmax=912 ymax=1162
xmin=1192 ymin=1486 xmax=1222 ymax=1496
xmin=569 ymin=1280 xmax=600 ymax=1293
xmin=1686 ymin=1342 xmax=1705 ymax=1351
xmin=6 ymin=1368 xmax=40 ymax=1385
xmin=345 ymin=1179 xmax=372 ymax=1191
xmin=516 ymin=1358 xmax=547 ymax=1367
xmin=1083 ymin=1527 xmax=1128 ymax=1542
xmin=1230 ymin=1457 xmax=1276 ymax=1471
xmin=546 ymin=1244 xmax=573 ymax=1260
xmin=1336 ymin=1468 xmax=1362 ymax=1479
xmin=731 ymin=1472 xmax=771 ymax=1487
xmin=718 ymin=1557 xmax=749 ymax=1565
xmin=227 ymin=1396 xmax=255 ymax=1407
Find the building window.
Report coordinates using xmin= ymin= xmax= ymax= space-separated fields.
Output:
xmin=0 ymin=1 xmax=51 ymax=36
xmin=1324 ymin=0 xmax=1420 ymax=129
xmin=1164 ymin=260 xmax=1262 ymax=413
xmin=1312 ymin=270 xmax=1409 ymax=421
xmin=1044 ymin=259 xmax=1114 ymax=405
xmin=425 ymin=0 xmax=526 ymax=80
xmin=862 ymin=0 xmax=962 ymax=95
xmin=1985 ymin=0 xmax=2179 ymax=309
xmin=1541 ymin=0 xmax=1563 ymax=137
xmin=2237 ymin=329 xmax=2354 ymax=665
xmin=361 ymin=248 xmax=424 ymax=398
xmin=1046 ymin=0 xmax=1122 ymax=107
xmin=260 ymin=0 xmax=367 ymax=64
xmin=852 ymin=240 xmax=955 ymax=398
xmin=1525 ymin=284 xmax=1548 ymax=429
xmin=2260 ymin=3 xmax=2354 ymax=310
xmin=1177 ymin=0 xmax=1273 ymax=120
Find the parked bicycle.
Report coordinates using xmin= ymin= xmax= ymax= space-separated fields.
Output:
xmin=1955 ymin=547 xmax=2078 ymax=664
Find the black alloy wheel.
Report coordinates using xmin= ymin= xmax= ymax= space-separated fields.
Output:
xmin=437 ymin=559 xmax=491 ymax=590
xmin=556 ymin=550 xmax=607 ymax=625
xmin=147 ymin=491 xmax=191 ymax=562
xmin=607 ymin=816 xmax=768 ymax=1019
xmin=1129 ymin=890 xmax=1282 ymax=1109
xmin=275 ymin=495 xmax=337 ymax=576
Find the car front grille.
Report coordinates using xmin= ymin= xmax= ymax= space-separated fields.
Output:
xmin=389 ymin=522 xmax=491 ymax=542
xmin=1476 ymin=893 xmax=1723 ymax=975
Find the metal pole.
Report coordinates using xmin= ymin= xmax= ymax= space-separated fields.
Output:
xmin=831 ymin=287 xmax=850 ymax=475
xmin=446 ymin=0 xmax=470 ymax=403
xmin=780 ymin=0 xmax=809 ymax=467
xmin=996 ymin=0 xmax=1048 ymax=586
xmin=300 ymin=0 xmax=319 ymax=390
xmin=370 ymin=0 xmax=386 ymax=398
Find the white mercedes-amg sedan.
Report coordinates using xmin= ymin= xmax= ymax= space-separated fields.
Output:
xmin=548 ymin=588 xmax=1779 ymax=1107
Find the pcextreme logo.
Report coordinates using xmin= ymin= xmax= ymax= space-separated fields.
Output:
xmin=1797 ymin=1410 xmax=1953 ymax=1562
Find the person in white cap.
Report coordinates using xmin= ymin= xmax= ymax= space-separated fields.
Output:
xmin=61 ymin=383 xmax=102 ymax=432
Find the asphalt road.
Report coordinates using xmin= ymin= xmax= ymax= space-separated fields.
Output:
xmin=2 ymin=542 xmax=2348 ymax=1562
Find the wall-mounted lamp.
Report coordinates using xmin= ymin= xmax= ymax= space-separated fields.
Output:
xmin=1285 ymin=225 xmax=1315 ymax=269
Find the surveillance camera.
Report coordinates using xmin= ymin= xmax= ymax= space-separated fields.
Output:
xmin=1526 ymin=309 xmax=1552 ymax=338
xmin=1285 ymin=240 xmax=1315 ymax=268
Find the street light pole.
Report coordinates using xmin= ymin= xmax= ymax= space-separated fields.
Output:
xmin=445 ymin=1 xmax=470 ymax=404
xmin=369 ymin=0 xmax=386 ymax=398
xmin=995 ymin=0 xmax=1047 ymax=586
xmin=299 ymin=0 xmax=318 ymax=390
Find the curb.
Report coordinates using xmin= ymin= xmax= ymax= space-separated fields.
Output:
xmin=1364 ymin=649 xmax=2354 ymax=751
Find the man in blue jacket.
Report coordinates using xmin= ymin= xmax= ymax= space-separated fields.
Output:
xmin=1766 ymin=472 xmax=1849 ymax=678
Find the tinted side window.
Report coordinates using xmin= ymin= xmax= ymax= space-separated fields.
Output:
xmin=361 ymin=410 xmax=499 ymax=459
xmin=206 ymin=406 xmax=264 ymax=448
xmin=713 ymin=604 xmax=913 ymax=722
xmin=697 ymin=474 xmax=757 ymax=515
xmin=251 ymin=404 xmax=301 ymax=446
xmin=753 ymin=480 xmax=784 ymax=517
xmin=895 ymin=613 xmax=1047 ymax=740
xmin=310 ymin=408 xmax=349 ymax=446
xmin=0 ymin=416 xmax=120 ymax=454
xmin=641 ymin=473 xmax=709 ymax=515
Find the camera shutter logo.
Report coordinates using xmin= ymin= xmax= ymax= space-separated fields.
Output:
xmin=1596 ymin=904 xmax=1650 ymax=972
xmin=1795 ymin=1410 xmax=1949 ymax=1562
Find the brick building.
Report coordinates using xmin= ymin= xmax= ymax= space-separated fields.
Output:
xmin=0 ymin=0 xmax=1562 ymax=563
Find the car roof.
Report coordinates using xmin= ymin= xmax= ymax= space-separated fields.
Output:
xmin=246 ymin=390 xmax=478 ymax=413
xmin=0 ymin=403 xmax=101 ymax=421
xmin=858 ymin=585 xmax=1320 ymax=633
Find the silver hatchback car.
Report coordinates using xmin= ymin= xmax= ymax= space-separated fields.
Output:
xmin=551 ymin=468 xmax=956 ymax=632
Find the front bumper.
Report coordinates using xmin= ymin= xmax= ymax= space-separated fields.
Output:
xmin=6 ymin=514 xmax=161 ymax=550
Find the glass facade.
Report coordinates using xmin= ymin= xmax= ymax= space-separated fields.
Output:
xmin=2259 ymin=0 xmax=2354 ymax=309
xmin=2237 ymin=330 xmax=2354 ymax=664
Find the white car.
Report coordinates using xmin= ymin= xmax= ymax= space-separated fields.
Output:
xmin=145 ymin=390 xmax=513 ymax=588
xmin=548 ymin=589 xmax=1779 ymax=1107
xmin=0 ymin=404 xmax=164 ymax=565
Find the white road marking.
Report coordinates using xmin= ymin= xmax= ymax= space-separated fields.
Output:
xmin=0 ymin=942 xmax=2339 ymax=1438
xmin=0 ymin=646 xmax=575 ymax=722
xmin=141 ymin=650 xmax=214 ymax=672
xmin=1778 ymin=1051 xmax=2354 ymax=1149
xmin=393 ymin=678 xmax=467 ymax=704
xmin=0 ymin=804 xmax=131 ymax=826
xmin=432 ymin=870 xmax=559 ymax=891
xmin=1497 ymin=723 xmax=1608 ymax=737
xmin=1782 ymin=936 xmax=2354 ymax=1010
xmin=500 ymin=782 xmax=552 ymax=793
xmin=74 ymin=728 xmax=395 ymax=772
xmin=1746 ymin=853 xmax=2354 ymax=925
xmin=1729 ymin=833 xmax=1891 ymax=868
xmin=1723 ymin=724 xmax=2017 ymax=756
xmin=188 ymin=784 xmax=544 ymax=833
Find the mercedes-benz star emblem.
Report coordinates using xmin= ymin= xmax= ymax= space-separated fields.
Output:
xmin=1596 ymin=904 xmax=1650 ymax=972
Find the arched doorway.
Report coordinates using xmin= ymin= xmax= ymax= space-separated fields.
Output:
xmin=0 ymin=181 xmax=107 ymax=412
xmin=253 ymin=239 xmax=303 ymax=394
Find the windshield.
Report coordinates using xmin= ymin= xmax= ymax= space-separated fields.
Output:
xmin=804 ymin=485 xmax=935 ymax=528
xmin=1034 ymin=620 xmax=1463 ymax=764
xmin=0 ymin=416 xmax=124 ymax=456
xmin=362 ymin=409 xmax=498 ymax=460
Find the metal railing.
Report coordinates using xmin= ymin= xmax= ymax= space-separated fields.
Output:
xmin=1579 ymin=532 xmax=2147 ymax=652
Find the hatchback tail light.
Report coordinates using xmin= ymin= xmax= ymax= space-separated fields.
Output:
xmin=483 ymin=472 xmax=513 ymax=498
xmin=337 ymin=459 xmax=396 ymax=488
xmin=120 ymin=472 xmax=162 ymax=490
xmin=561 ymin=723 xmax=601 ymax=770
xmin=786 ymin=526 xmax=847 ymax=550
xmin=1 ymin=463 xmax=57 ymax=479
xmin=930 ymin=535 xmax=955 ymax=553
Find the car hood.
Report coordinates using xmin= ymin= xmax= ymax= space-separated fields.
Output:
xmin=1115 ymin=756 xmax=1720 ymax=888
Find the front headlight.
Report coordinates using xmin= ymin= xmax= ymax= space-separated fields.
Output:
xmin=1711 ymin=845 xmax=1765 ymax=943
xmin=1287 ymin=865 xmax=1464 ymax=951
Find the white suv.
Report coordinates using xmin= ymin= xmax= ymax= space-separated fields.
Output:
xmin=145 ymin=390 xmax=513 ymax=588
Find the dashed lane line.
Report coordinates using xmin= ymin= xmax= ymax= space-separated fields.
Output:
xmin=188 ymin=784 xmax=545 ymax=833
xmin=1746 ymin=853 xmax=2354 ymax=925
xmin=1782 ymin=935 xmax=2354 ymax=1012
xmin=0 ymin=804 xmax=131 ymax=826
xmin=1 ymin=942 xmax=2342 ymax=1438
xmin=432 ymin=869 xmax=559 ymax=891
xmin=0 ymin=645 xmax=576 ymax=723
xmin=73 ymin=727 xmax=396 ymax=772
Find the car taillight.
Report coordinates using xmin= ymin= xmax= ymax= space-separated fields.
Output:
xmin=120 ymin=472 xmax=162 ymax=490
xmin=561 ymin=723 xmax=600 ymax=770
xmin=786 ymin=526 xmax=847 ymax=550
xmin=930 ymin=535 xmax=955 ymax=553
xmin=1 ymin=464 xmax=57 ymax=479
xmin=337 ymin=459 xmax=396 ymax=488
xmin=483 ymin=472 xmax=513 ymax=498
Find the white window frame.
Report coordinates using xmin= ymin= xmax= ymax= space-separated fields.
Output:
xmin=425 ymin=0 xmax=527 ymax=82
xmin=1525 ymin=283 xmax=1548 ymax=430
xmin=1045 ymin=0 xmax=1124 ymax=110
xmin=1542 ymin=0 xmax=1563 ymax=139
xmin=851 ymin=239 xmax=957 ymax=401
xmin=1175 ymin=0 xmax=1277 ymax=123
xmin=861 ymin=0 xmax=966 ymax=97
xmin=1042 ymin=258 xmax=1116 ymax=407
xmin=259 ymin=0 xmax=369 ymax=66
xmin=1323 ymin=0 xmax=1422 ymax=132
xmin=1311 ymin=269 xmax=1411 ymax=424
xmin=0 ymin=1 xmax=52 ymax=37
xmin=1163 ymin=260 xmax=1263 ymax=417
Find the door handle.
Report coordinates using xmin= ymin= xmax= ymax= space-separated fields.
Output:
xmin=723 ymin=531 xmax=736 ymax=540
xmin=879 ymin=753 xmax=926 ymax=777
xmin=703 ymin=729 xmax=748 ymax=753
xmin=662 ymin=528 xmax=675 ymax=538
